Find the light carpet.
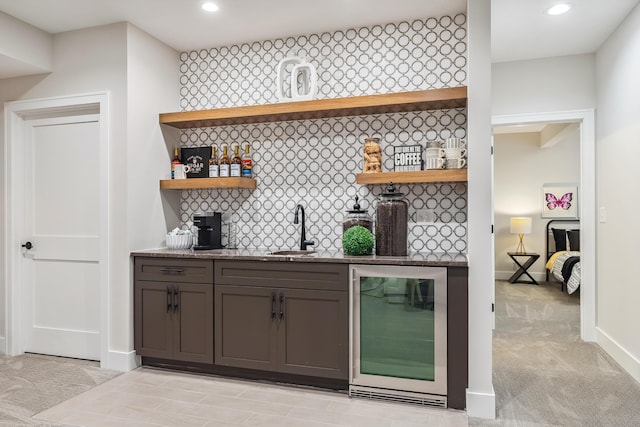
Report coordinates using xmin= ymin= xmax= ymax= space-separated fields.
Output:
xmin=469 ymin=280 xmax=640 ymax=427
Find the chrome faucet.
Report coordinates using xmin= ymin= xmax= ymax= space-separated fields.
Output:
xmin=293 ymin=204 xmax=315 ymax=251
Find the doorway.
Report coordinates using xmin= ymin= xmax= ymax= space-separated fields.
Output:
xmin=4 ymin=93 xmax=109 ymax=364
xmin=492 ymin=110 xmax=595 ymax=342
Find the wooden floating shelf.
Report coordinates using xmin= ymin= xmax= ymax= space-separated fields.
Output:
xmin=355 ymin=170 xmax=467 ymax=185
xmin=159 ymin=87 xmax=467 ymax=129
xmin=159 ymin=177 xmax=257 ymax=190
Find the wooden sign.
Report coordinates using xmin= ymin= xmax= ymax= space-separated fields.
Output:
xmin=393 ymin=145 xmax=423 ymax=172
xmin=181 ymin=146 xmax=211 ymax=178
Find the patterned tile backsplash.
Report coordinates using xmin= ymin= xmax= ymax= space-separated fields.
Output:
xmin=178 ymin=14 xmax=468 ymax=253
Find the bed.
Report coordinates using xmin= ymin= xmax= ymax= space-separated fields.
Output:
xmin=545 ymin=219 xmax=581 ymax=293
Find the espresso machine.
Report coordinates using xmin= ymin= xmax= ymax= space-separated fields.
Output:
xmin=193 ymin=212 xmax=222 ymax=250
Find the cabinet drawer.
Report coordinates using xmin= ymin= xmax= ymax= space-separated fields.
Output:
xmin=135 ymin=257 xmax=213 ymax=284
xmin=215 ymin=261 xmax=348 ymax=291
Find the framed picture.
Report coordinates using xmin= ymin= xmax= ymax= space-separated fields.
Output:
xmin=542 ymin=183 xmax=579 ymax=218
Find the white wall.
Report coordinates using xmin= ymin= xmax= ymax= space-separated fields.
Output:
xmin=125 ymin=24 xmax=180 ymax=351
xmin=595 ymin=2 xmax=640 ymax=382
xmin=0 ymin=11 xmax=52 ymax=78
xmin=26 ymin=23 xmax=130 ymax=365
xmin=1 ymin=22 xmax=179 ymax=368
xmin=494 ymin=130 xmax=580 ymax=280
xmin=466 ymin=0 xmax=495 ymax=419
xmin=492 ymin=54 xmax=596 ymax=116
xmin=1 ymin=24 xmax=127 ymax=359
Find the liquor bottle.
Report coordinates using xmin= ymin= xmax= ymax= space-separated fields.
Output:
xmin=230 ymin=145 xmax=242 ymax=177
xmin=208 ymin=146 xmax=219 ymax=178
xmin=241 ymin=144 xmax=253 ymax=178
xmin=219 ymin=145 xmax=231 ymax=177
xmin=171 ymin=147 xmax=181 ymax=179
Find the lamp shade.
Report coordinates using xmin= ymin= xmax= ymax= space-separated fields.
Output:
xmin=510 ymin=217 xmax=532 ymax=234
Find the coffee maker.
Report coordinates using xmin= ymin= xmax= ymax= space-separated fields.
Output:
xmin=193 ymin=212 xmax=222 ymax=250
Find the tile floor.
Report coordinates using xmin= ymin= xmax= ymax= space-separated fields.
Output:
xmin=35 ymin=367 xmax=468 ymax=426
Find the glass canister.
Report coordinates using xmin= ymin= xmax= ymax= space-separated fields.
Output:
xmin=363 ymin=137 xmax=382 ymax=173
xmin=343 ymin=196 xmax=373 ymax=233
xmin=375 ymin=183 xmax=408 ymax=256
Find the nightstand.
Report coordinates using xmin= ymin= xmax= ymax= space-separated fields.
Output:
xmin=507 ymin=252 xmax=540 ymax=285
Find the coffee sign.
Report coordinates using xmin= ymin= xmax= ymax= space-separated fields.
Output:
xmin=393 ymin=145 xmax=423 ymax=172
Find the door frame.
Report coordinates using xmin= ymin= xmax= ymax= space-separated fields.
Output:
xmin=4 ymin=92 xmax=110 ymax=364
xmin=492 ymin=109 xmax=596 ymax=342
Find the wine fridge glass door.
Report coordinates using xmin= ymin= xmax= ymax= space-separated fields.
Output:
xmin=349 ymin=264 xmax=447 ymax=396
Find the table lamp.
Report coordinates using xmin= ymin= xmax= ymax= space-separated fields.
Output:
xmin=510 ymin=217 xmax=532 ymax=254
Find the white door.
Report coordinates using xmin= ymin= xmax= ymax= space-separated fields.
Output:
xmin=21 ymin=114 xmax=101 ymax=360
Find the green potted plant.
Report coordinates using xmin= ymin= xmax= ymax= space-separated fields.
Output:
xmin=342 ymin=225 xmax=374 ymax=256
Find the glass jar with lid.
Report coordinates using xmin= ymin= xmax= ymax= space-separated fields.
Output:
xmin=375 ymin=183 xmax=408 ymax=256
xmin=342 ymin=196 xmax=373 ymax=233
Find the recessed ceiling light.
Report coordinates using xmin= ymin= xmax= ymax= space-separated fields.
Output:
xmin=546 ymin=3 xmax=573 ymax=16
xmin=202 ymin=2 xmax=219 ymax=12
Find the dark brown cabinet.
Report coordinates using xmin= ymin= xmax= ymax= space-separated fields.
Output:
xmin=134 ymin=257 xmax=214 ymax=364
xmin=214 ymin=261 xmax=349 ymax=380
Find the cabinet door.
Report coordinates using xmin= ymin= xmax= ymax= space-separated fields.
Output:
xmin=215 ymin=285 xmax=277 ymax=370
xmin=173 ymin=283 xmax=214 ymax=364
xmin=278 ymin=289 xmax=348 ymax=380
xmin=134 ymin=282 xmax=173 ymax=359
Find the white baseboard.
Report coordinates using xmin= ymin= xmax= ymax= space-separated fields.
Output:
xmin=0 ymin=337 xmax=5 ymax=355
xmin=466 ymin=387 xmax=496 ymax=419
xmin=495 ymin=270 xmax=546 ymax=282
xmin=597 ymin=327 xmax=640 ymax=383
xmin=104 ymin=350 xmax=140 ymax=372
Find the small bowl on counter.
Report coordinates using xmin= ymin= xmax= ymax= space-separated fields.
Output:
xmin=166 ymin=234 xmax=193 ymax=249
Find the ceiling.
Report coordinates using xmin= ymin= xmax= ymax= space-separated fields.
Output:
xmin=0 ymin=0 xmax=638 ymax=73
xmin=491 ymin=0 xmax=639 ymax=63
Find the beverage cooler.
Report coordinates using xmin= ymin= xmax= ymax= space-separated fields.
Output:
xmin=349 ymin=265 xmax=448 ymax=407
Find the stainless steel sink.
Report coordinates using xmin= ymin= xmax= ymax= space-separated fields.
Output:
xmin=268 ymin=250 xmax=317 ymax=256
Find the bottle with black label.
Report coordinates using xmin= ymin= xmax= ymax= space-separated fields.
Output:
xmin=208 ymin=146 xmax=219 ymax=178
xmin=230 ymin=145 xmax=242 ymax=177
xmin=219 ymin=145 xmax=231 ymax=177
xmin=242 ymin=144 xmax=253 ymax=178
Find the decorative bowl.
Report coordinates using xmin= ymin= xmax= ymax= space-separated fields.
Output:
xmin=166 ymin=234 xmax=193 ymax=249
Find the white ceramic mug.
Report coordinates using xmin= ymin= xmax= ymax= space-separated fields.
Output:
xmin=425 ymin=147 xmax=445 ymax=158
xmin=425 ymin=157 xmax=445 ymax=169
xmin=426 ymin=140 xmax=442 ymax=148
xmin=445 ymin=158 xmax=466 ymax=169
xmin=174 ymin=164 xmax=191 ymax=179
xmin=444 ymin=147 xmax=467 ymax=159
xmin=445 ymin=138 xmax=466 ymax=149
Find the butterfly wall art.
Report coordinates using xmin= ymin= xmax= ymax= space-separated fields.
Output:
xmin=542 ymin=184 xmax=579 ymax=218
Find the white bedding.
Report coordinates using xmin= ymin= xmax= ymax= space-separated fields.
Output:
xmin=550 ymin=251 xmax=581 ymax=294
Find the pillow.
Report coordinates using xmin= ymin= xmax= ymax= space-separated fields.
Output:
xmin=567 ymin=229 xmax=580 ymax=251
xmin=551 ymin=228 xmax=567 ymax=251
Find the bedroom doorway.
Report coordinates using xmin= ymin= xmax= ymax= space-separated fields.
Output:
xmin=491 ymin=110 xmax=595 ymax=342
